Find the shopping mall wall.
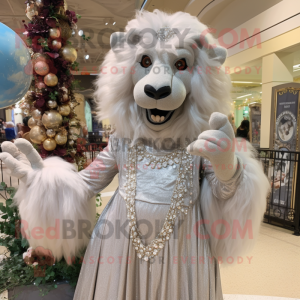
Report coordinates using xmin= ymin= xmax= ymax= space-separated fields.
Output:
xmin=188 ymin=0 xmax=300 ymax=149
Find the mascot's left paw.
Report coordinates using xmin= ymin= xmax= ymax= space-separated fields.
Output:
xmin=187 ymin=112 xmax=238 ymax=182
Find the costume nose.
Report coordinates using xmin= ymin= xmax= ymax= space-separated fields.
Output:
xmin=144 ymin=84 xmax=171 ymax=100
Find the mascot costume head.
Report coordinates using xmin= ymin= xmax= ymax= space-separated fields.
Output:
xmin=95 ymin=10 xmax=231 ymax=143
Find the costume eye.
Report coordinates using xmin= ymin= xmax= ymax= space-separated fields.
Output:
xmin=175 ymin=58 xmax=187 ymax=71
xmin=140 ymin=55 xmax=152 ymax=68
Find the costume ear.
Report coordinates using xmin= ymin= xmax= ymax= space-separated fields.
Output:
xmin=207 ymin=46 xmax=227 ymax=65
xmin=192 ymin=34 xmax=227 ymax=65
xmin=110 ymin=32 xmax=126 ymax=53
xmin=110 ymin=30 xmax=140 ymax=53
xmin=126 ymin=29 xmax=140 ymax=46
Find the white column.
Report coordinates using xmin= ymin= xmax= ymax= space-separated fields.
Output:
xmin=260 ymin=53 xmax=294 ymax=148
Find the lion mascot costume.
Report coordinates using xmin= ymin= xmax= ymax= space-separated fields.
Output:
xmin=0 ymin=10 xmax=269 ymax=300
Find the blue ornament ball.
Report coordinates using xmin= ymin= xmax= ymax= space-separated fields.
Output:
xmin=0 ymin=22 xmax=33 ymax=108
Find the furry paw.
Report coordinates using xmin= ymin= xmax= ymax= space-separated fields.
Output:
xmin=187 ymin=112 xmax=238 ymax=182
xmin=0 ymin=140 xmax=44 ymax=180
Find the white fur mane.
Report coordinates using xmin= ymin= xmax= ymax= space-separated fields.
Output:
xmin=94 ymin=10 xmax=232 ymax=143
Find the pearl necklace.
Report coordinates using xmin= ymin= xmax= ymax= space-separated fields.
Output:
xmin=124 ymin=143 xmax=194 ymax=261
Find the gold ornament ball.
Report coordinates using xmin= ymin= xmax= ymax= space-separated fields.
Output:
xmin=46 ymin=129 xmax=56 ymax=138
xmin=59 ymin=45 xmax=77 ymax=63
xmin=42 ymin=110 xmax=63 ymax=129
xmin=58 ymin=104 xmax=71 ymax=116
xmin=29 ymin=126 xmax=47 ymax=144
xmin=69 ymin=127 xmax=80 ymax=135
xmin=44 ymin=73 xmax=58 ymax=87
xmin=43 ymin=138 xmax=57 ymax=151
xmin=68 ymin=140 xmax=74 ymax=146
xmin=28 ymin=117 xmax=37 ymax=129
xmin=49 ymin=28 xmax=61 ymax=39
xmin=55 ymin=133 xmax=68 ymax=145
xmin=52 ymin=39 xmax=62 ymax=50
xmin=47 ymin=100 xmax=58 ymax=109
xmin=32 ymin=109 xmax=42 ymax=120
xmin=69 ymin=119 xmax=79 ymax=126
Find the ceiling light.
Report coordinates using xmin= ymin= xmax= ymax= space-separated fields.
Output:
xmin=237 ymin=94 xmax=252 ymax=99
xmin=105 ymin=22 xmax=108 ymax=25
xmin=84 ymin=54 xmax=90 ymax=60
xmin=78 ymin=30 xmax=84 ymax=36
xmin=113 ymin=22 xmax=116 ymax=25
xmin=293 ymin=64 xmax=300 ymax=71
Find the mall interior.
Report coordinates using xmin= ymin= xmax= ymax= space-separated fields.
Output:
xmin=0 ymin=0 xmax=300 ymax=299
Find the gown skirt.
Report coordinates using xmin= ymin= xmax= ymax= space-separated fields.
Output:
xmin=74 ymin=189 xmax=223 ymax=300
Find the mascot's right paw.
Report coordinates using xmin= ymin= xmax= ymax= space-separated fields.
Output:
xmin=0 ymin=139 xmax=44 ymax=181
xmin=187 ymin=112 xmax=238 ymax=182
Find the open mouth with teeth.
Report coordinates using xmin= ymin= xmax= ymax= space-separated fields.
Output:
xmin=146 ymin=108 xmax=175 ymax=124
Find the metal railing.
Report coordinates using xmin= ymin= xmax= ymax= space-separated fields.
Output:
xmin=257 ymin=149 xmax=300 ymax=235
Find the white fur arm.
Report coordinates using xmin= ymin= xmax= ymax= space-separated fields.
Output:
xmin=200 ymin=142 xmax=270 ymax=261
xmin=203 ymin=157 xmax=243 ymax=200
xmin=0 ymin=140 xmax=95 ymax=262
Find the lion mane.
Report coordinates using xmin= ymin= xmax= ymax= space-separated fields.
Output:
xmin=94 ymin=10 xmax=232 ymax=143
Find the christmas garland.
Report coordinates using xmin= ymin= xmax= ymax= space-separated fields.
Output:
xmin=21 ymin=0 xmax=86 ymax=169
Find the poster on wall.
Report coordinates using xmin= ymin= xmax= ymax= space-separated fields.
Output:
xmin=249 ymin=103 xmax=261 ymax=148
xmin=270 ymin=87 xmax=300 ymax=221
xmin=273 ymin=89 xmax=299 ymax=151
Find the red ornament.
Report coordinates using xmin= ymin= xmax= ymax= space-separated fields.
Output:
xmin=36 ymin=81 xmax=46 ymax=89
xmin=34 ymin=61 xmax=50 ymax=76
xmin=52 ymin=39 xmax=62 ymax=50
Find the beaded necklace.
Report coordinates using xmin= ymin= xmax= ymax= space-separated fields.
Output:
xmin=124 ymin=143 xmax=194 ymax=261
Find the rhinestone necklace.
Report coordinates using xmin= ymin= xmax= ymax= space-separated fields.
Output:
xmin=124 ymin=143 xmax=193 ymax=261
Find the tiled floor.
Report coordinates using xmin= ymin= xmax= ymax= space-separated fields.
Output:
xmin=1 ymin=172 xmax=300 ymax=299
xmin=223 ymin=296 xmax=299 ymax=300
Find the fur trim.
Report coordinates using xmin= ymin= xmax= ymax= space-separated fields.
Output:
xmin=14 ymin=157 xmax=95 ymax=262
xmin=200 ymin=142 xmax=270 ymax=261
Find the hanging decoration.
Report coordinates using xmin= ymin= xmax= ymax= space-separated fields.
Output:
xmin=22 ymin=0 xmax=86 ymax=167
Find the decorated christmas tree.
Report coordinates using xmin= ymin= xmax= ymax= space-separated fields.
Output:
xmin=0 ymin=1 xmax=91 ymax=295
xmin=21 ymin=0 xmax=86 ymax=169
